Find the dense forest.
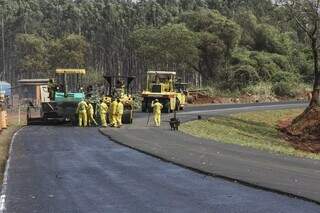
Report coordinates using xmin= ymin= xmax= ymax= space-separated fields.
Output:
xmin=0 ymin=0 xmax=314 ymax=95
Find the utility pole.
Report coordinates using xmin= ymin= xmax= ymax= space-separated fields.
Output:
xmin=1 ymin=15 xmax=5 ymax=81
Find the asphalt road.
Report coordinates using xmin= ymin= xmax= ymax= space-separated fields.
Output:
xmin=1 ymin=102 xmax=320 ymax=212
xmin=100 ymin=102 xmax=320 ymax=203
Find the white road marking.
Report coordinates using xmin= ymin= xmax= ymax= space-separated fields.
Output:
xmin=0 ymin=127 xmax=26 ymax=213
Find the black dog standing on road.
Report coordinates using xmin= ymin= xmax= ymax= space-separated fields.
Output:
xmin=169 ymin=111 xmax=180 ymax=131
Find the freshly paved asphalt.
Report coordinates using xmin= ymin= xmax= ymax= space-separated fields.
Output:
xmin=2 ymin=102 xmax=320 ymax=212
xmin=101 ymin=102 xmax=320 ymax=204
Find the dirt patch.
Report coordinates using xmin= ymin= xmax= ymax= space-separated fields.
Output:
xmin=189 ymin=93 xmax=232 ymax=104
xmin=189 ymin=93 xmax=290 ymax=105
xmin=278 ymin=114 xmax=320 ymax=153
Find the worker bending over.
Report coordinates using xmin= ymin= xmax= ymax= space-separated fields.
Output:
xmin=99 ymin=99 xmax=109 ymax=128
xmin=86 ymin=100 xmax=98 ymax=127
xmin=152 ymin=99 xmax=163 ymax=127
xmin=76 ymin=99 xmax=88 ymax=127
xmin=116 ymin=98 xmax=124 ymax=128
xmin=109 ymin=98 xmax=118 ymax=127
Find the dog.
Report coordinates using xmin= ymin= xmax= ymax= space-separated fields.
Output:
xmin=169 ymin=117 xmax=180 ymax=131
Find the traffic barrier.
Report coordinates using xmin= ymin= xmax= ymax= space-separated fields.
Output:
xmin=0 ymin=111 xmax=2 ymax=131
xmin=0 ymin=110 xmax=7 ymax=129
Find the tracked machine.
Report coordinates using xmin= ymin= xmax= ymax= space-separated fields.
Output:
xmin=141 ymin=71 xmax=186 ymax=113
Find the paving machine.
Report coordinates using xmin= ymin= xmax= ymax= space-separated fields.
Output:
xmin=103 ymin=75 xmax=135 ymax=124
xmin=27 ymin=69 xmax=86 ymax=125
xmin=141 ymin=71 xmax=186 ymax=113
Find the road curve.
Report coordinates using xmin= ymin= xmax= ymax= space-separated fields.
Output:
xmin=100 ymin=102 xmax=320 ymax=204
xmin=2 ymin=124 xmax=320 ymax=212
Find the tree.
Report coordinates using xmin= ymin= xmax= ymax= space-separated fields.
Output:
xmin=15 ymin=33 xmax=47 ymax=78
xmin=278 ymin=0 xmax=320 ymax=106
xmin=180 ymin=9 xmax=241 ymax=82
xmin=131 ymin=23 xmax=199 ymax=71
xmin=48 ymin=34 xmax=88 ymax=69
xmin=197 ymin=32 xmax=225 ymax=80
xmin=277 ymin=0 xmax=320 ymax=139
xmin=0 ymin=0 xmax=315 ymax=94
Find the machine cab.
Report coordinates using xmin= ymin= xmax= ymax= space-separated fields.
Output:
xmin=53 ymin=69 xmax=86 ymax=102
xmin=146 ymin=71 xmax=176 ymax=93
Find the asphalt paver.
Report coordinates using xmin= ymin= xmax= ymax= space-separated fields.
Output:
xmin=2 ymin=125 xmax=320 ymax=212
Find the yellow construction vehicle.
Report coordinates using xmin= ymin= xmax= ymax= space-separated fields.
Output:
xmin=103 ymin=75 xmax=135 ymax=124
xmin=141 ymin=71 xmax=186 ymax=113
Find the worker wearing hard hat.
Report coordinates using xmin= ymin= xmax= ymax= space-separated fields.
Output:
xmin=99 ymin=99 xmax=109 ymax=127
xmin=48 ymin=78 xmax=56 ymax=100
xmin=109 ymin=98 xmax=118 ymax=127
xmin=116 ymin=98 xmax=124 ymax=128
xmin=151 ymin=99 xmax=163 ymax=127
xmin=86 ymin=100 xmax=98 ymax=127
xmin=76 ymin=99 xmax=88 ymax=127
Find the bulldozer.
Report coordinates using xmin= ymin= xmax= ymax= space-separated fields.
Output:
xmin=141 ymin=71 xmax=186 ymax=113
xmin=103 ymin=75 xmax=135 ymax=124
xmin=27 ymin=69 xmax=86 ymax=125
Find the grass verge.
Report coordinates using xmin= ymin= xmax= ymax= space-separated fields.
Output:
xmin=180 ymin=109 xmax=320 ymax=160
xmin=0 ymin=113 xmax=24 ymax=182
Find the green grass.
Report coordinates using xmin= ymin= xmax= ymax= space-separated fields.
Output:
xmin=181 ymin=109 xmax=320 ymax=160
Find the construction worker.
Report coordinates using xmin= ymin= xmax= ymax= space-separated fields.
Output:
xmin=48 ymin=78 xmax=56 ymax=100
xmin=116 ymin=98 xmax=124 ymax=128
xmin=76 ymin=99 xmax=88 ymax=127
xmin=99 ymin=99 xmax=108 ymax=127
xmin=151 ymin=99 xmax=163 ymax=127
xmin=86 ymin=100 xmax=98 ymax=127
xmin=109 ymin=98 xmax=118 ymax=127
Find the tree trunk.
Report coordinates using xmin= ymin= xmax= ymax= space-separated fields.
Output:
xmin=284 ymin=37 xmax=320 ymax=141
xmin=1 ymin=16 xmax=5 ymax=80
xmin=310 ymin=37 xmax=320 ymax=107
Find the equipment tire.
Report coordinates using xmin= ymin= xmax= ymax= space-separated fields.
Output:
xmin=142 ymin=99 xmax=147 ymax=112
xmin=71 ymin=116 xmax=78 ymax=126
xmin=123 ymin=110 xmax=133 ymax=124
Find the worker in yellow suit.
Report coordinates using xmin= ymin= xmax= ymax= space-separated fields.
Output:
xmin=99 ymin=99 xmax=109 ymax=128
xmin=109 ymin=98 xmax=118 ymax=127
xmin=116 ymin=98 xmax=124 ymax=128
xmin=151 ymin=99 xmax=163 ymax=127
xmin=76 ymin=99 xmax=88 ymax=127
xmin=86 ymin=100 xmax=98 ymax=127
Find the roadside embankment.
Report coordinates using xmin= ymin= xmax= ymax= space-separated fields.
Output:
xmin=0 ymin=111 xmax=25 ymax=182
xmin=181 ymin=109 xmax=320 ymax=160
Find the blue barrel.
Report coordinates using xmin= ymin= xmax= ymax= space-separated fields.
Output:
xmin=0 ymin=81 xmax=11 ymax=96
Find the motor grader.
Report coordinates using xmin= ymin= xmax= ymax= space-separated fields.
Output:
xmin=103 ymin=75 xmax=135 ymax=124
xmin=141 ymin=71 xmax=186 ymax=113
